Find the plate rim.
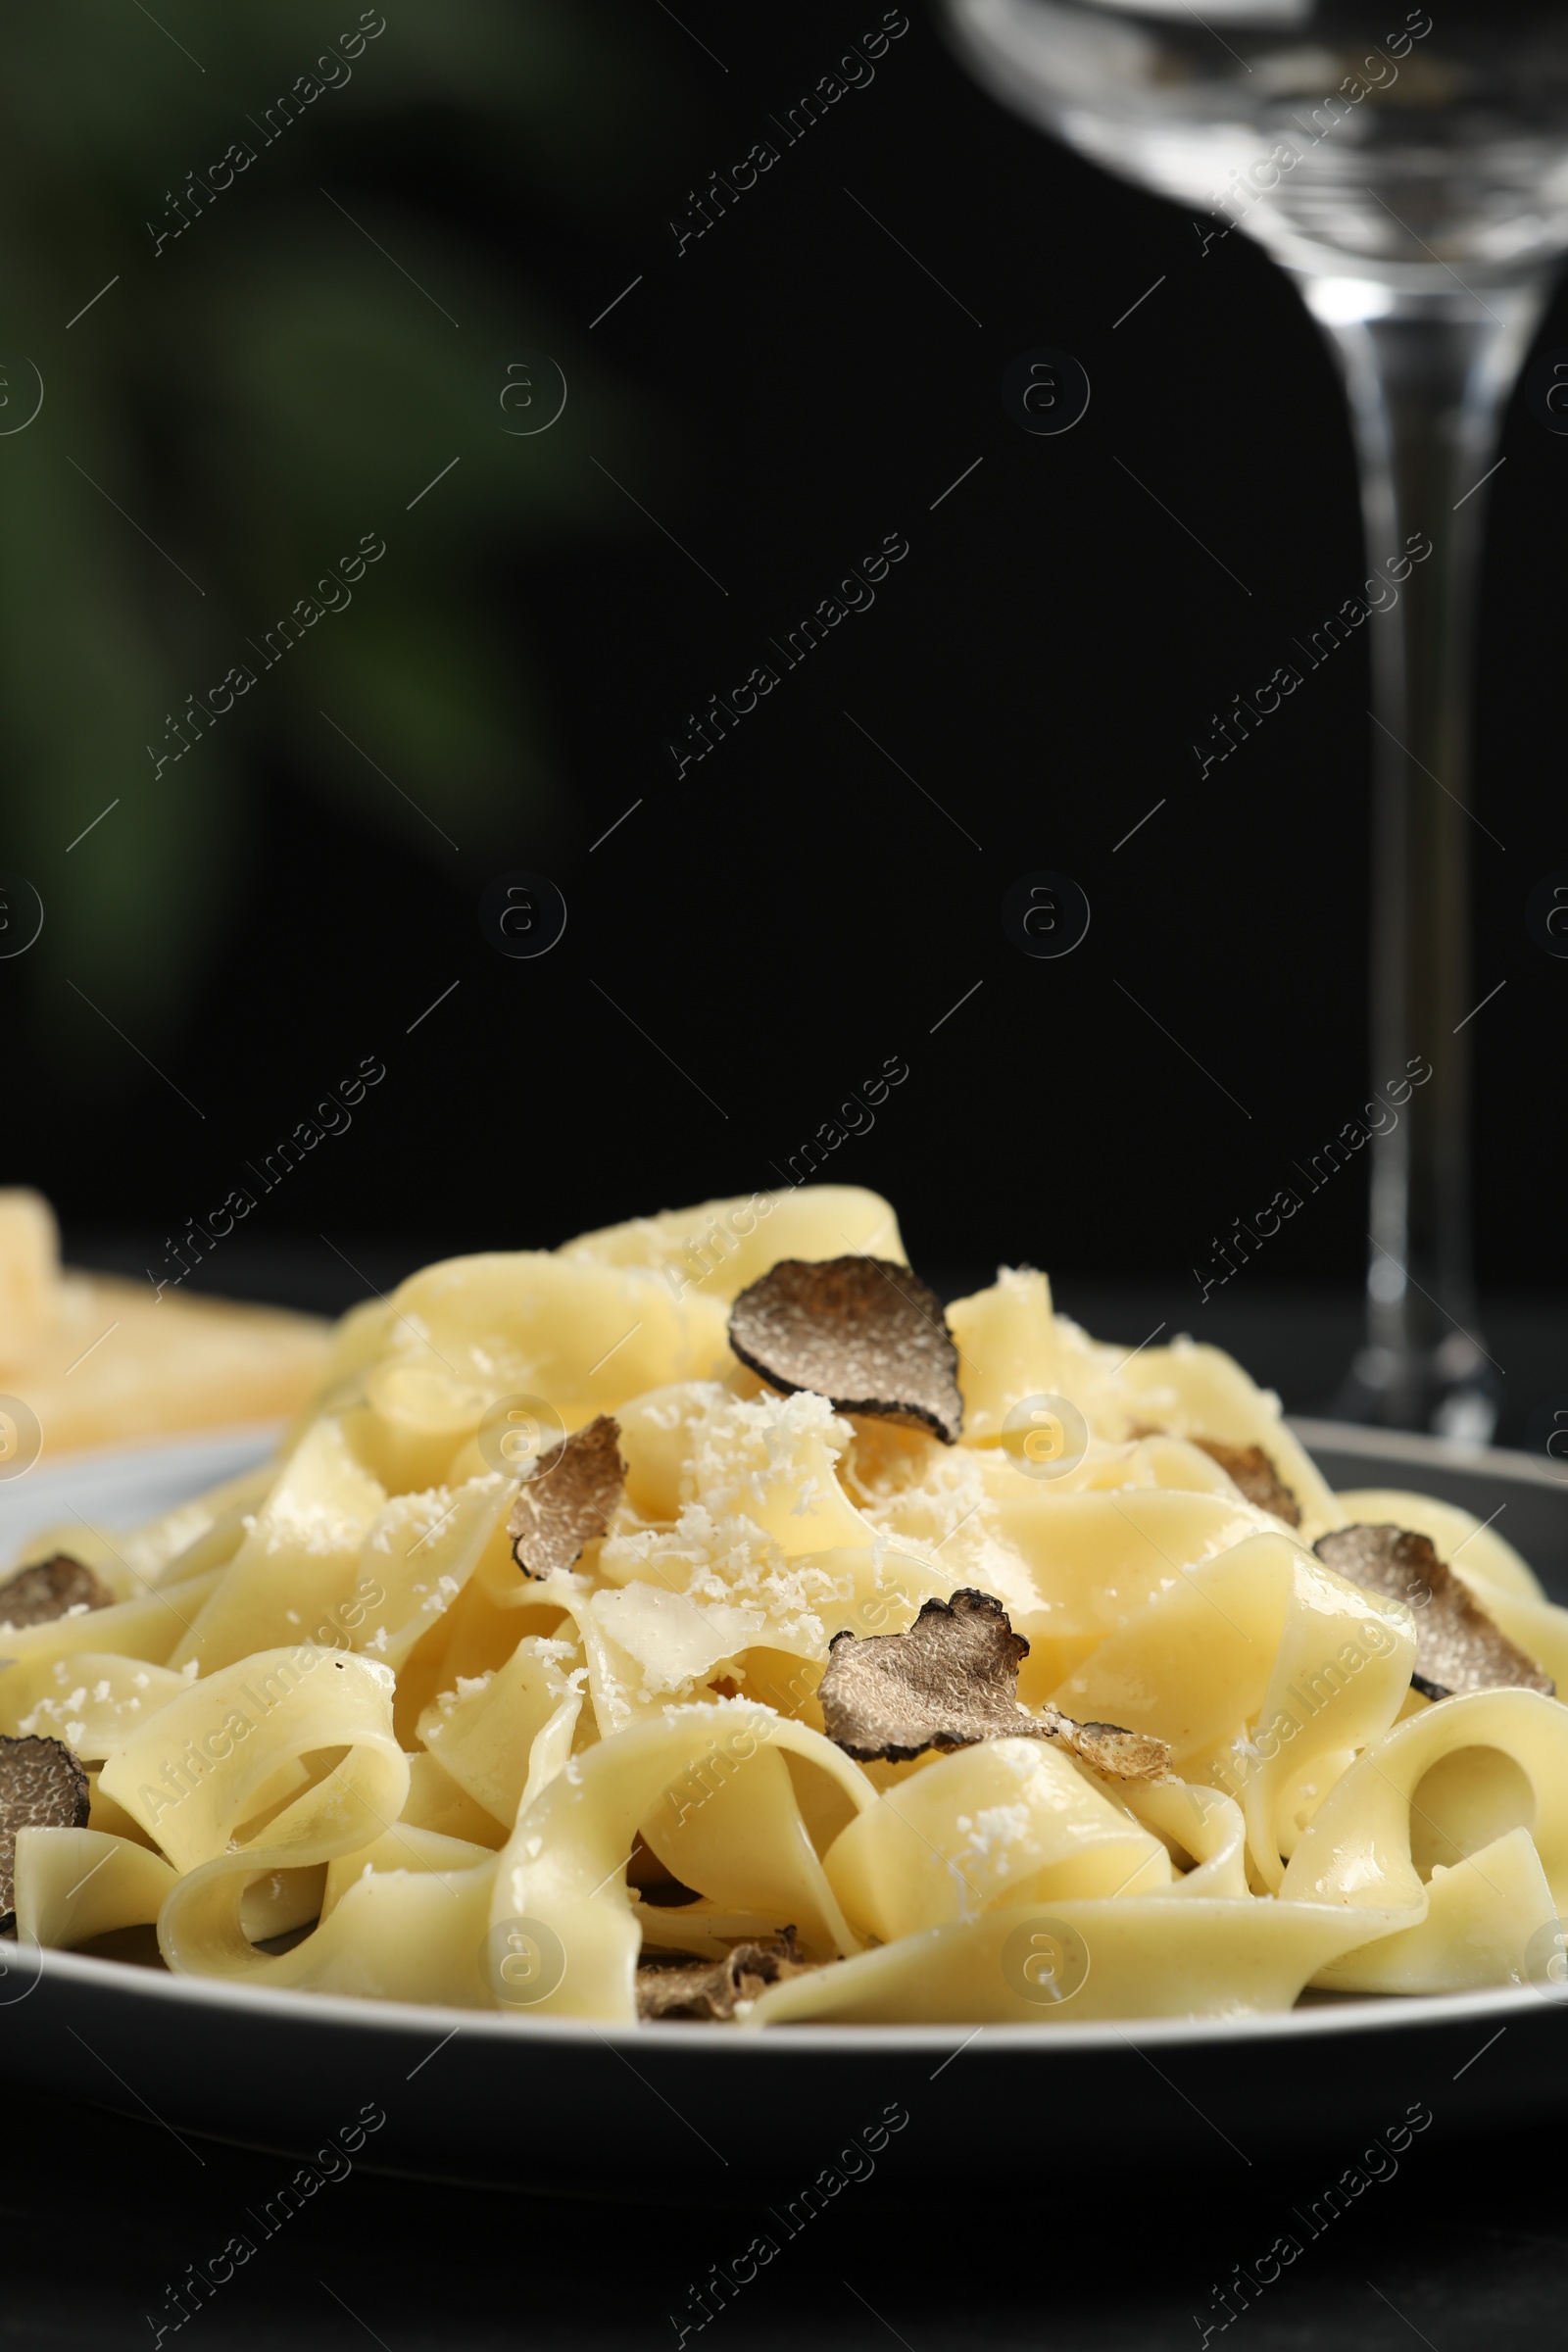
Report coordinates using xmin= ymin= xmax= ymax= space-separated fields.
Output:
xmin=15 ymin=1939 xmax=1566 ymax=2056
xmin=1289 ymin=1414 xmax=1568 ymax=1493
xmin=27 ymin=1419 xmax=284 ymax=1475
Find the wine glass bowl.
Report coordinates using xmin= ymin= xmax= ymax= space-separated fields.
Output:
xmin=948 ymin=0 xmax=1568 ymax=287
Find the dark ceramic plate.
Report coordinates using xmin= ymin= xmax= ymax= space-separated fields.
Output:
xmin=2 ymin=1422 xmax=1566 ymax=2197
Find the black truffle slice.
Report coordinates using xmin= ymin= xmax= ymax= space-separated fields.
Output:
xmin=508 ymin=1414 xmax=625 ymax=1579
xmin=728 ymin=1256 xmax=963 ymax=1444
xmin=635 ymin=1930 xmax=814 ymax=2022
xmin=1192 ymin=1439 xmax=1301 ymax=1528
xmin=0 ymin=1552 xmax=115 ymax=1631
xmin=0 ymin=1734 xmax=91 ymax=1935
xmin=818 ymin=1587 xmax=1171 ymax=1782
xmin=1314 ymin=1523 xmax=1554 ymax=1701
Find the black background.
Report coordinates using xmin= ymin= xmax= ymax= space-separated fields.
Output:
xmin=7 ymin=2067 xmax=1568 ymax=2350
xmin=7 ymin=0 xmax=1567 ymax=1422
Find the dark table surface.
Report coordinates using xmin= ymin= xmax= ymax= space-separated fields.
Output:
xmin=4 ymin=2065 xmax=1567 ymax=2349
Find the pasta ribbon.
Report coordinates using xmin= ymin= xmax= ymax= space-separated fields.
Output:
xmin=492 ymin=1702 xmax=873 ymax=2020
xmin=0 ymin=1568 xmax=222 ymax=1736
xmin=1117 ymin=1341 xmax=1338 ymax=1531
xmin=377 ymin=1252 xmax=732 ymax=1417
xmin=1050 ymin=1533 xmax=1414 ymax=1886
xmin=167 ymin=1417 xmax=387 ymax=1674
xmin=824 ymin=1738 xmax=1173 ymax=1942
xmin=16 ymin=1652 xmax=195 ymax=1761
xmin=99 ymin=1646 xmax=404 ymax=1868
xmin=559 ymin=1185 xmax=902 ymax=1299
xmin=91 ymin=1646 xmax=416 ymax=1985
xmin=15 ymin=1826 xmax=177 ymax=1948
xmin=416 ymin=1634 xmax=582 ymax=1828
xmin=1282 ymin=1687 xmax=1568 ymax=1990
xmin=742 ymin=1893 xmax=1413 ymax=2025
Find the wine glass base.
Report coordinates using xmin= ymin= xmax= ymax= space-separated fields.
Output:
xmin=1332 ymin=1346 xmax=1500 ymax=1446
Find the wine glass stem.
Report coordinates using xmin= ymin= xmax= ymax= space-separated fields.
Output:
xmin=1300 ymin=280 xmax=1547 ymax=1428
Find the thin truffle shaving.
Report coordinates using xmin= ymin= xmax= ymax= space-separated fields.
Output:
xmin=818 ymin=1588 xmax=1172 ymax=1782
xmin=728 ymin=1255 xmax=963 ymax=1443
xmin=1192 ymin=1439 xmax=1301 ymax=1528
xmin=0 ymin=1552 xmax=114 ymax=1631
xmin=1314 ymin=1523 xmax=1555 ymax=1701
xmin=635 ymin=1930 xmax=815 ymax=2021
xmin=0 ymin=1734 xmax=91 ymax=1934
xmin=508 ymin=1414 xmax=626 ymax=1579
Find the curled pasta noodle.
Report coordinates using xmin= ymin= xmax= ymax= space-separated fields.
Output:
xmin=492 ymin=1703 xmax=874 ymax=2020
xmin=9 ymin=1183 xmax=1566 ymax=2025
xmin=1281 ymin=1688 xmax=1568 ymax=1990
xmin=16 ymin=1828 xmax=178 ymax=1948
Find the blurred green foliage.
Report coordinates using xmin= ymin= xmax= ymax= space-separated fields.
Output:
xmin=3 ymin=0 xmax=681 ymax=1044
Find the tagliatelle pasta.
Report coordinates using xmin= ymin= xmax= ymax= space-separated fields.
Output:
xmin=6 ymin=1182 xmax=1568 ymax=2026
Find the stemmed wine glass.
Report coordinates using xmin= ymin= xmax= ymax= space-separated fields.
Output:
xmin=946 ymin=0 xmax=1568 ymax=1434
